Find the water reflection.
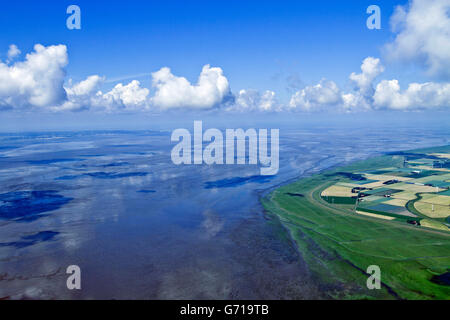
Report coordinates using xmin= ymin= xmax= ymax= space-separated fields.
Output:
xmin=0 ymin=126 xmax=448 ymax=299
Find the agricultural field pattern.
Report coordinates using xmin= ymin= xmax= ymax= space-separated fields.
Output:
xmin=263 ymin=145 xmax=450 ymax=299
xmin=322 ymin=149 xmax=450 ymax=231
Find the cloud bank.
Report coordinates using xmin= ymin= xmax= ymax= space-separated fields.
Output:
xmin=287 ymin=56 xmax=450 ymax=112
xmin=1 ymin=46 xmax=448 ymax=113
xmin=0 ymin=0 xmax=449 ymax=114
xmin=0 ymin=45 xmax=230 ymax=112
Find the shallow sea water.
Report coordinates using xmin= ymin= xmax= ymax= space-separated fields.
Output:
xmin=0 ymin=124 xmax=448 ymax=299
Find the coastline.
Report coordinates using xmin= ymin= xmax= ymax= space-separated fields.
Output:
xmin=260 ymin=146 xmax=450 ymax=299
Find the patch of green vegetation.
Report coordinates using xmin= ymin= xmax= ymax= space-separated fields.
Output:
xmin=263 ymin=151 xmax=450 ymax=300
xmin=356 ymin=207 xmax=421 ymax=222
xmin=421 ymin=219 xmax=449 ymax=232
xmin=322 ymin=196 xmax=356 ymax=205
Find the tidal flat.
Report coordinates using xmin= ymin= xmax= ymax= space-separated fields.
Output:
xmin=0 ymin=124 xmax=448 ymax=299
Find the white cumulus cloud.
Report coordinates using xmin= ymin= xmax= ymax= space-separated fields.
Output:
xmin=349 ymin=57 xmax=384 ymax=97
xmin=341 ymin=92 xmax=370 ymax=112
xmin=61 ymin=75 xmax=104 ymax=111
xmin=7 ymin=44 xmax=21 ymax=62
xmin=0 ymin=45 xmax=230 ymax=113
xmin=98 ymin=80 xmax=150 ymax=111
xmin=342 ymin=57 xmax=385 ymax=111
xmin=289 ymin=79 xmax=342 ymax=111
xmin=151 ymin=65 xmax=230 ymax=109
xmin=0 ymin=44 xmax=68 ymax=110
xmin=385 ymin=0 xmax=450 ymax=79
xmin=231 ymin=89 xmax=278 ymax=112
xmin=373 ymin=79 xmax=450 ymax=110
xmin=63 ymin=76 xmax=150 ymax=112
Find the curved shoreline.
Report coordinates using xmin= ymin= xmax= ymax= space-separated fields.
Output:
xmin=260 ymin=146 xmax=450 ymax=299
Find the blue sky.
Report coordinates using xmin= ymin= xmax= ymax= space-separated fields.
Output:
xmin=0 ymin=0 xmax=449 ymax=130
xmin=1 ymin=0 xmax=403 ymax=95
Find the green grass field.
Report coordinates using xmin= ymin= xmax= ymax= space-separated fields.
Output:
xmin=262 ymin=153 xmax=450 ymax=300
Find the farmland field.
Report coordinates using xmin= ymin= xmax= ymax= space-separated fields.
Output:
xmin=262 ymin=146 xmax=450 ymax=299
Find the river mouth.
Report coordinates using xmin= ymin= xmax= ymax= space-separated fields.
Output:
xmin=0 ymin=126 xmax=448 ymax=299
